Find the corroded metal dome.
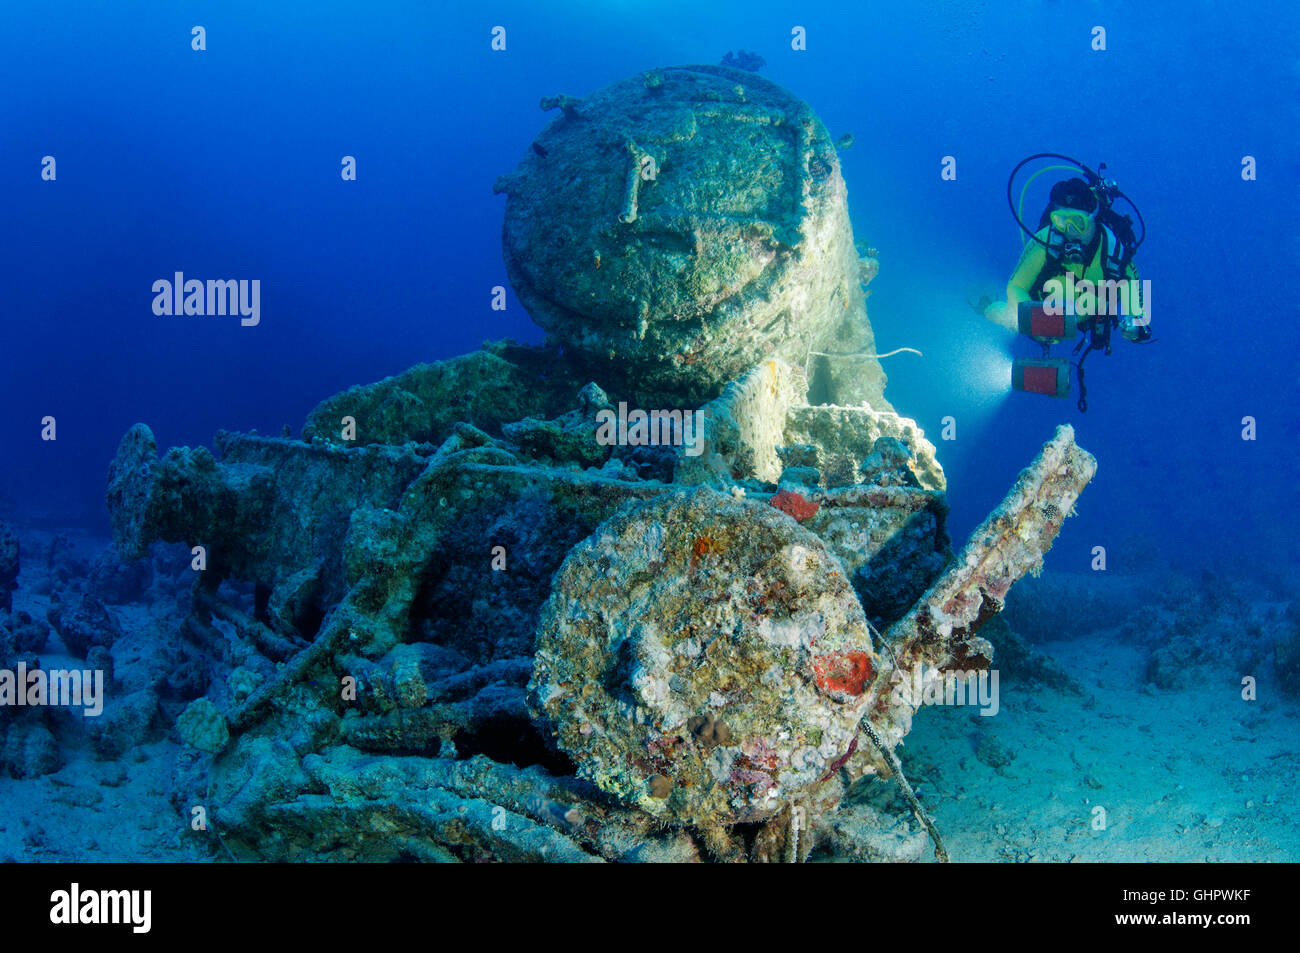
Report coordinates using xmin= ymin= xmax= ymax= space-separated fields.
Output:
xmin=496 ymin=64 xmax=887 ymax=408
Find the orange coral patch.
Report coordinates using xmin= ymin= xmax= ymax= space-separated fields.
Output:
xmin=769 ymin=489 xmax=819 ymax=522
xmin=812 ymin=650 xmax=874 ymax=697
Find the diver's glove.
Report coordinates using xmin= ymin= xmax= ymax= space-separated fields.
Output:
xmin=976 ymin=298 xmax=1017 ymax=332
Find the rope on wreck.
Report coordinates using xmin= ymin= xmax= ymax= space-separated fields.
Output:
xmin=807 ymin=347 xmax=923 ymax=359
xmin=803 ymin=347 xmax=923 ymax=386
xmin=860 ymin=719 xmax=950 ymax=863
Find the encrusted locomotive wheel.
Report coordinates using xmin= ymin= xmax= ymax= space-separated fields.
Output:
xmin=529 ymin=488 xmax=877 ymax=826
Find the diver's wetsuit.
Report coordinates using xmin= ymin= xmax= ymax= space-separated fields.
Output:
xmin=1005 ymin=225 xmax=1146 ymax=341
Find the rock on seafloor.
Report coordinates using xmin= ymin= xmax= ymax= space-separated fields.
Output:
xmin=0 ymin=521 xmax=18 ymax=612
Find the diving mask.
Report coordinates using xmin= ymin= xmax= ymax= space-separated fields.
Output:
xmin=1050 ymin=206 xmax=1097 ymax=239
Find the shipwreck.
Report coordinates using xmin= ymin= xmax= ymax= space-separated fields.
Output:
xmin=103 ymin=64 xmax=1096 ymax=862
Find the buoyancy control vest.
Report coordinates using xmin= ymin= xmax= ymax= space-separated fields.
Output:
xmin=1029 ymin=219 xmax=1131 ymax=301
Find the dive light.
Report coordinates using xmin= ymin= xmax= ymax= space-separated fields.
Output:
xmin=1017 ymin=300 xmax=1078 ymax=341
xmin=1011 ymin=357 xmax=1071 ymax=398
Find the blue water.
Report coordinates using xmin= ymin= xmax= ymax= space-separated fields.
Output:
xmin=2 ymin=0 xmax=1296 ymax=577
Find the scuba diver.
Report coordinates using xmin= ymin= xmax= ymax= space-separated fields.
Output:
xmin=978 ymin=154 xmax=1152 ymax=411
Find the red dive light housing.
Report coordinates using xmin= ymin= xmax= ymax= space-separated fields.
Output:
xmin=1017 ymin=300 xmax=1078 ymax=341
xmin=1012 ymin=357 xmax=1071 ymax=398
